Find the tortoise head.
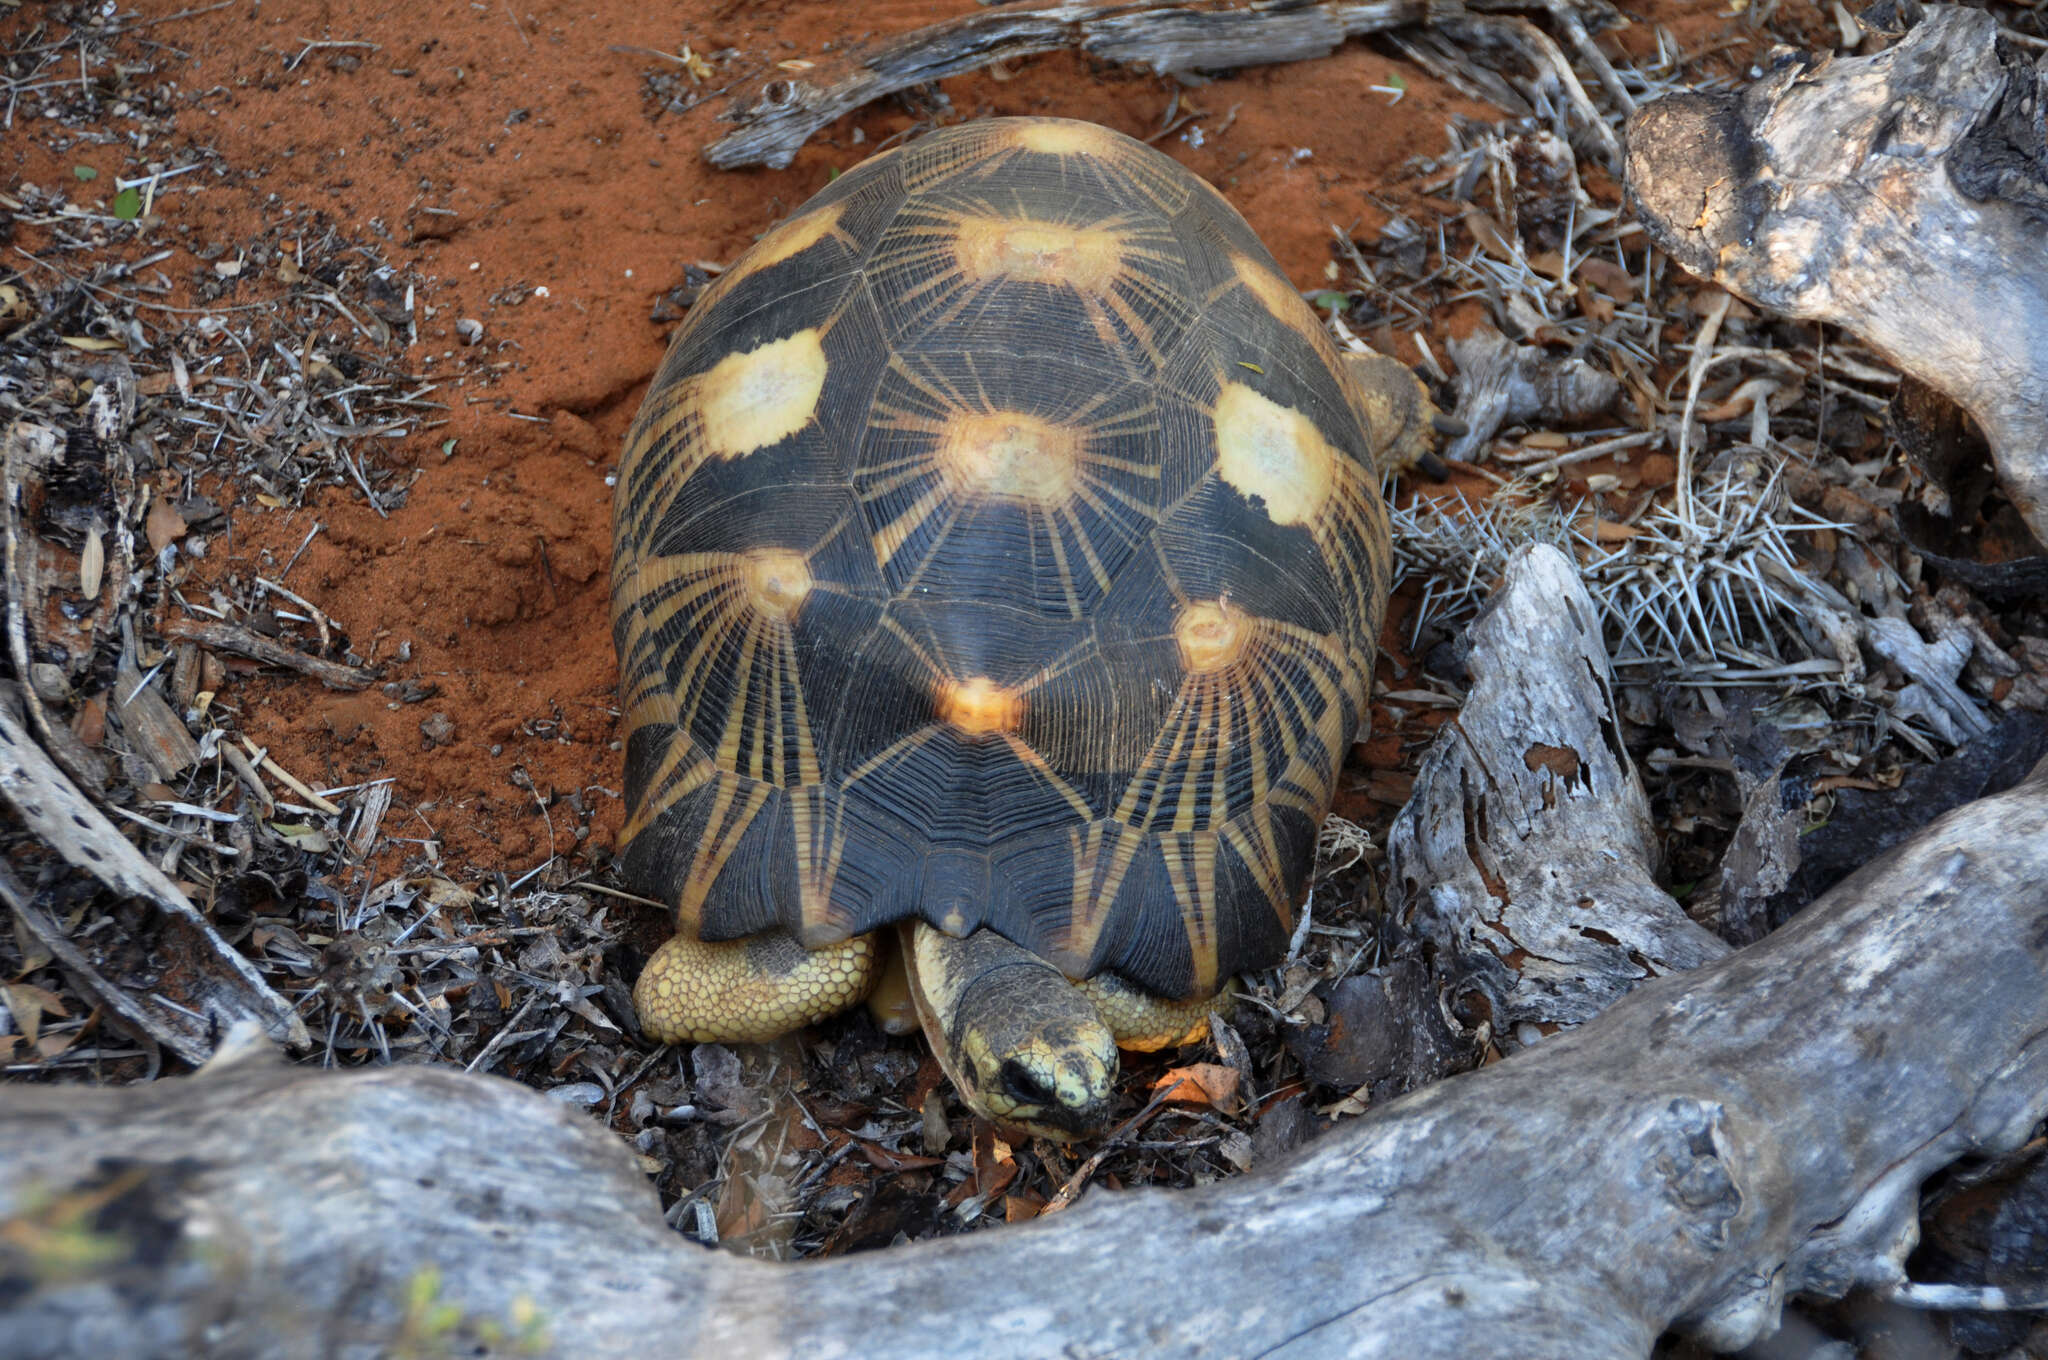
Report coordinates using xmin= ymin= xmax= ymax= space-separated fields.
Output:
xmin=903 ymin=923 xmax=1118 ymax=1141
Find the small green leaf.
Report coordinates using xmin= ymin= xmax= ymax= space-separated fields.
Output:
xmin=111 ymin=186 xmax=142 ymax=220
xmin=1309 ymin=290 xmax=1348 ymax=311
xmin=72 ymin=165 xmax=98 ymax=182
xmin=1236 ymin=361 xmax=1264 ymax=374
xmin=441 ymin=438 xmax=458 ymax=458
xmin=1386 ymin=73 xmax=1406 ymax=91
xmin=825 ymin=165 xmax=841 ymax=182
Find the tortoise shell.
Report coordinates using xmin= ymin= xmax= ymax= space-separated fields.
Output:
xmin=612 ymin=118 xmax=1391 ymax=1001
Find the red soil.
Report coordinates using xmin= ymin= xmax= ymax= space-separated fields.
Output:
xmin=4 ymin=0 xmax=1781 ymax=878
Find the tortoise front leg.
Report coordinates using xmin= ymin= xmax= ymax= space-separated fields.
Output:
xmin=633 ymin=930 xmax=879 ymax=1045
xmin=1076 ymin=971 xmax=1228 ymax=1053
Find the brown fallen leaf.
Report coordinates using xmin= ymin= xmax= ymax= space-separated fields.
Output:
xmin=145 ymin=494 xmax=188 ymax=554
xmin=1003 ymin=1189 xmax=1046 ymax=1223
xmin=1576 ymin=255 xmax=1637 ymax=301
xmin=1151 ymin=1062 xmax=1241 ymax=1111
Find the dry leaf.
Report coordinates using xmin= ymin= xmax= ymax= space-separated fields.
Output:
xmin=1576 ymin=256 xmax=1637 ymax=301
xmin=1152 ymin=1062 xmax=1242 ymax=1110
xmin=59 ymin=335 xmax=124 ymax=352
xmin=72 ymin=694 xmax=107 ymax=747
xmin=1003 ymin=1190 xmax=1045 ymax=1223
xmin=1462 ymin=207 xmax=1516 ymax=262
xmin=11 ymin=913 xmax=54 ymax=973
xmin=145 ymin=495 xmax=188 ymax=554
xmin=3 ymin=984 xmax=43 ymax=1045
xmin=79 ymin=528 xmax=104 ymax=599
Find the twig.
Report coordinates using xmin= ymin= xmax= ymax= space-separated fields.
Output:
xmin=240 ymin=737 xmax=344 ymax=816
xmin=284 ymin=38 xmax=381 ymax=73
xmin=1040 ymin=1078 xmax=1186 ymax=1215
xmin=163 ymin=618 xmax=376 ymax=691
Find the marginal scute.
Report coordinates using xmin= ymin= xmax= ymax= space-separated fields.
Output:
xmin=697 ymin=328 xmax=828 ymax=459
xmin=1230 ymin=250 xmax=1307 ymax=325
xmin=1212 ymin=381 xmax=1336 ymax=525
xmin=709 ymin=202 xmax=852 ymax=301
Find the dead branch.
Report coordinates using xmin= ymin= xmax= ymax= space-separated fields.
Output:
xmin=701 ymin=0 xmax=1619 ymax=170
xmin=1386 ymin=546 xmax=1729 ymax=1042
xmin=162 ymin=617 xmax=377 ymax=691
xmin=8 ymin=564 xmax=2048 ymax=1357
xmin=0 ymin=698 xmax=306 ymax=1063
xmin=1624 ymin=5 xmax=2048 ymax=546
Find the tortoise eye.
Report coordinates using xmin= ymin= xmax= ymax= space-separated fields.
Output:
xmin=999 ymin=1060 xmax=1055 ymax=1109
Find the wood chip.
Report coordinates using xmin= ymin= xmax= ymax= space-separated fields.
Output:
xmin=114 ymin=659 xmax=199 ymax=779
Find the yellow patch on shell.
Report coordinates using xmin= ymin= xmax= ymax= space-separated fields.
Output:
xmin=746 ymin=202 xmax=847 ymax=272
xmin=936 ymin=409 xmax=1081 ymax=505
xmin=737 ymin=546 xmax=812 ymax=620
xmin=1230 ymin=250 xmax=1311 ymax=326
xmin=633 ymin=931 xmax=878 ymax=1045
xmin=1006 ymin=119 xmax=1128 ymax=159
xmin=696 ymin=328 xmax=828 ymax=459
xmin=1173 ymin=599 xmax=1255 ymax=673
xmin=953 ymin=216 xmax=1124 ymax=291
xmin=939 ymin=675 xmax=1025 ymax=736
xmin=1212 ymin=381 xmax=1336 ymax=526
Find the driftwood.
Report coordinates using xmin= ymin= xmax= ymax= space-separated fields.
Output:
xmin=9 ymin=546 xmax=2048 ymax=1357
xmin=1386 ymin=547 xmax=1728 ymax=1044
xmin=703 ymin=0 xmax=1620 ymax=170
xmin=1625 ymin=4 xmax=2048 ymax=547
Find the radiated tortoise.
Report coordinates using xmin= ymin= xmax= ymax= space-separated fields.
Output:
xmin=613 ymin=116 xmax=1430 ymax=1139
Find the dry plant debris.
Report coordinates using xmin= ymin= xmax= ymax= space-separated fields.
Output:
xmin=3 ymin=7 xmax=2047 ymax=1342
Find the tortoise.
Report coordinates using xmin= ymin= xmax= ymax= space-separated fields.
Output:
xmin=613 ymin=117 xmax=1432 ymax=1139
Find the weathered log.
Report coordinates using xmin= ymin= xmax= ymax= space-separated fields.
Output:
xmin=1385 ymin=546 xmax=1729 ymax=1043
xmin=8 ymin=615 xmax=2048 ymax=1359
xmin=1624 ymin=5 xmax=2048 ymax=546
xmin=702 ymin=0 xmax=1619 ymax=170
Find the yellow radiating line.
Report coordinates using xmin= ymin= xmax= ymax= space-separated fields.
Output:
xmin=870 ymin=481 xmax=952 ymax=569
xmin=677 ymin=774 xmax=773 ymax=920
xmin=858 ymin=455 xmax=941 ymax=502
xmin=1033 ymin=504 xmax=1085 ymax=618
xmin=1204 ymin=684 xmax=1236 ymax=829
xmin=1067 ymin=820 xmax=1141 ymax=949
xmin=620 ymin=747 xmax=714 ymax=846
xmin=1221 ymin=813 xmax=1293 ymax=930
xmin=1168 ymin=681 xmax=1219 ymax=833
xmin=667 ymin=578 xmax=746 ymax=740
xmin=1053 ymin=502 xmax=1114 ymax=600
xmin=1160 ymin=834 xmax=1220 ymax=993
xmin=719 ymin=612 xmax=766 ymax=778
xmin=1002 ymin=734 xmax=1095 ymax=821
